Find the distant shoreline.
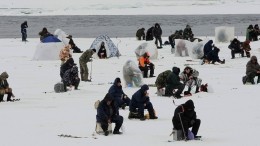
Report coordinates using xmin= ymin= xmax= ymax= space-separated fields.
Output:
xmin=1 ymin=14 xmax=259 ymax=38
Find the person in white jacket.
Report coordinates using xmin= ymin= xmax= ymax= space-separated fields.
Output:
xmin=179 ymin=66 xmax=202 ymax=95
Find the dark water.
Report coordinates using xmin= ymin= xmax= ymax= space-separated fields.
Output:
xmin=0 ymin=14 xmax=260 ymax=38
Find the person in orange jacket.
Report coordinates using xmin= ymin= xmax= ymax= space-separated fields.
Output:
xmin=138 ymin=52 xmax=155 ymax=78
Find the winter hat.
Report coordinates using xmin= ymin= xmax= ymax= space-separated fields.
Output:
xmin=92 ymin=49 xmax=96 ymax=53
xmin=104 ymin=93 xmax=113 ymax=102
xmin=184 ymin=99 xmax=195 ymax=109
xmin=172 ymin=67 xmax=180 ymax=75
xmin=115 ymin=77 xmax=121 ymax=83
xmin=0 ymin=72 xmax=9 ymax=79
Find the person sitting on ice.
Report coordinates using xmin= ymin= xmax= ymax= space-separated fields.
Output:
xmin=228 ymin=38 xmax=243 ymax=59
xmin=128 ymin=84 xmax=158 ymax=121
xmin=155 ymin=70 xmax=172 ymax=96
xmin=97 ymin=42 xmax=107 ymax=59
xmin=67 ymin=35 xmax=83 ymax=53
xmin=179 ymin=66 xmax=202 ymax=95
xmin=108 ymin=77 xmax=130 ymax=110
xmin=0 ymin=72 xmax=15 ymax=102
xmin=96 ymin=93 xmax=124 ymax=136
xmin=202 ymin=40 xmax=214 ymax=60
xmin=39 ymin=27 xmax=53 ymax=42
xmin=172 ymin=99 xmax=201 ymax=140
xmin=60 ymin=57 xmax=75 ymax=80
xmin=241 ymin=40 xmax=251 ymax=58
xmin=164 ymin=67 xmax=185 ymax=99
xmin=243 ymin=56 xmax=260 ymax=84
xmin=202 ymin=46 xmax=225 ymax=65
xmin=138 ymin=52 xmax=155 ymax=78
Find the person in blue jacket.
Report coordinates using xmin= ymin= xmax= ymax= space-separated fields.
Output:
xmin=128 ymin=84 xmax=158 ymax=121
xmin=108 ymin=77 xmax=130 ymax=109
xmin=96 ymin=93 xmax=124 ymax=136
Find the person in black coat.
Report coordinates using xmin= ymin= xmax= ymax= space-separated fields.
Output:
xmin=21 ymin=21 xmax=28 ymax=42
xmin=136 ymin=28 xmax=145 ymax=40
xmin=172 ymin=100 xmax=201 ymax=140
xmin=205 ymin=46 xmax=225 ymax=64
xmin=60 ymin=57 xmax=75 ymax=79
xmin=67 ymin=35 xmax=83 ymax=53
xmin=153 ymin=23 xmax=163 ymax=48
xmin=62 ymin=65 xmax=80 ymax=91
xmin=98 ymin=42 xmax=107 ymax=59
xmin=146 ymin=26 xmax=154 ymax=41
xmin=96 ymin=93 xmax=124 ymax=136
xmin=228 ymin=38 xmax=243 ymax=59
xmin=202 ymin=40 xmax=214 ymax=59
xmin=128 ymin=84 xmax=157 ymax=121
xmin=164 ymin=67 xmax=185 ymax=98
xmin=108 ymin=77 xmax=130 ymax=109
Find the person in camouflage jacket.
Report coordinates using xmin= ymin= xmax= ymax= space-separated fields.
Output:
xmin=79 ymin=49 xmax=96 ymax=81
xmin=155 ymin=70 xmax=171 ymax=95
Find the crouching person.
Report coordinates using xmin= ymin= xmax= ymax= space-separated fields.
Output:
xmin=244 ymin=56 xmax=260 ymax=84
xmin=62 ymin=65 xmax=80 ymax=91
xmin=172 ymin=100 xmax=201 ymax=140
xmin=180 ymin=66 xmax=202 ymax=95
xmin=0 ymin=72 xmax=15 ymax=102
xmin=96 ymin=93 xmax=124 ymax=136
xmin=155 ymin=70 xmax=172 ymax=96
xmin=165 ymin=67 xmax=185 ymax=98
xmin=128 ymin=84 xmax=158 ymax=121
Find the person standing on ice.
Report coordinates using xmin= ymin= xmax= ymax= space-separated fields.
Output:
xmin=79 ymin=48 xmax=96 ymax=81
xmin=172 ymin=100 xmax=201 ymax=140
xmin=153 ymin=23 xmax=163 ymax=49
xmin=21 ymin=21 xmax=28 ymax=42
xmin=96 ymin=93 xmax=124 ymax=136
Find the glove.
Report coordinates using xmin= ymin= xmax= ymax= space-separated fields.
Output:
xmin=190 ymin=119 xmax=195 ymax=125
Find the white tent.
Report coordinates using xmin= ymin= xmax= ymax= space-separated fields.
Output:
xmin=33 ymin=42 xmax=65 ymax=60
xmin=215 ymin=26 xmax=235 ymax=43
xmin=89 ymin=35 xmax=120 ymax=58
xmin=54 ymin=29 xmax=70 ymax=46
xmin=135 ymin=42 xmax=158 ymax=60
xmin=122 ymin=60 xmax=143 ymax=87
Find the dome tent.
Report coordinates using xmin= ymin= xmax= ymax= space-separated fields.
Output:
xmin=33 ymin=36 xmax=65 ymax=60
xmin=89 ymin=35 xmax=120 ymax=58
xmin=54 ymin=29 xmax=70 ymax=46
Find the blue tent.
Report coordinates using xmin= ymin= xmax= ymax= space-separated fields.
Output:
xmin=42 ymin=36 xmax=61 ymax=43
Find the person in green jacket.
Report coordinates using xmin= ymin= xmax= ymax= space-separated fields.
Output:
xmin=164 ymin=67 xmax=185 ymax=98
xmin=79 ymin=48 xmax=96 ymax=81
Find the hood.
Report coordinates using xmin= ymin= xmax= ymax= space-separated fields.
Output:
xmin=140 ymin=84 xmax=149 ymax=93
xmin=172 ymin=67 xmax=180 ymax=75
xmin=113 ymin=77 xmax=121 ymax=85
xmin=184 ymin=99 xmax=195 ymax=109
xmin=250 ymin=55 xmax=257 ymax=62
xmin=103 ymin=93 xmax=113 ymax=102
xmin=0 ymin=72 xmax=9 ymax=79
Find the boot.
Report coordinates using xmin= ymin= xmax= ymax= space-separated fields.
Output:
xmin=195 ymin=86 xmax=200 ymax=93
xmin=139 ymin=114 xmax=146 ymax=121
xmin=0 ymin=94 xmax=4 ymax=102
xmin=257 ymin=77 xmax=260 ymax=84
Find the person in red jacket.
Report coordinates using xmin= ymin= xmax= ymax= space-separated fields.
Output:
xmin=138 ymin=52 xmax=155 ymax=78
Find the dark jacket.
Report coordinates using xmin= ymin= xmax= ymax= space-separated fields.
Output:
xmin=146 ymin=26 xmax=154 ymax=41
xmin=206 ymin=47 xmax=221 ymax=62
xmin=136 ymin=28 xmax=145 ymax=40
xmin=96 ymin=93 xmax=119 ymax=123
xmin=97 ymin=44 xmax=107 ymax=59
xmin=228 ymin=38 xmax=241 ymax=52
xmin=0 ymin=72 xmax=9 ymax=90
xmin=203 ymin=40 xmax=213 ymax=56
xmin=246 ymin=56 xmax=260 ymax=76
xmin=183 ymin=25 xmax=193 ymax=40
xmin=153 ymin=23 xmax=162 ymax=38
xmin=130 ymin=84 xmax=150 ymax=107
xmin=108 ymin=78 xmax=125 ymax=100
xmin=172 ymin=100 xmax=197 ymax=137
xmin=60 ymin=58 xmax=75 ymax=79
xmin=62 ymin=66 xmax=79 ymax=86
xmin=21 ymin=21 xmax=28 ymax=34
xmin=166 ymin=67 xmax=182 ymax=88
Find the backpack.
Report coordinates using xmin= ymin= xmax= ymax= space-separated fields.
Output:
xmin=54 ymin=82 xmax=65 ymax=93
